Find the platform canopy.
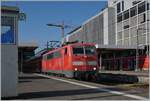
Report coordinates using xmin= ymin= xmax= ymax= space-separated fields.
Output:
xmin=18 ymin=42 xmax=38 ymax=51
xmin=95 ymin=44 xmax=145 ymax=50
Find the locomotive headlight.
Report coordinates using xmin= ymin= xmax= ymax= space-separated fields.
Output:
xmin=93 ymin=67 xmax=96 ymax=70
xmin=75 ymin=68 xmax=78 ymax=71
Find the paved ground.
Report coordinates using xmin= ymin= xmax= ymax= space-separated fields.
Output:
xmin=99 ymin=70 xmax=149 ymax=77
xmin=3 ymin=73 xmax=149 ymax=100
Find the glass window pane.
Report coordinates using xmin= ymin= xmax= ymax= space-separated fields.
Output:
xmin=117 ymin=13 xmax=122 ymax=23
xmin=138 ymin=13 xmax=146 ymax=24
xmin=130 ymin=6 xmax=137 ymax=17
xmin=117 ymin=2 xmax=121 ymax=13
xmin=123 ymin=10 xmax=129 ymax=20
xmin=138 ymin=1 xmax=146 ymax=14
xmin=73 ymin=46 xmax=84 ymax=55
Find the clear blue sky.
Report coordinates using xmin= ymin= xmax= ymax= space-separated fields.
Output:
xmin=2 ymin=1 xmax=107 ymax=51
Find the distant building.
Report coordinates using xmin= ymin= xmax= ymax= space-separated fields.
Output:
xmin=1 ymin=6 xmax=20 ymax=97
xmin=18 ymin=42 xmax=38 ymax=73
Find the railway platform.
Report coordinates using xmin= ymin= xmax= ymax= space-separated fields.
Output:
xmin=98 ymin=70 xmax=149 ymax=84
xmin=2 ymin=73 xmax=149 ymax=100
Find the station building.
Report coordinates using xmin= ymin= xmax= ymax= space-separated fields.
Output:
xmin=1 ymin=6 xmax=20 ymax=97
xmin=64 ymin=0 xmax=149 ymax=71
xmin=18 ymin=42 xmax=38 ymax=73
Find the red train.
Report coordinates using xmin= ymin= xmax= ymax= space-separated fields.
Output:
xmin=42 ymin=43 xmax=99 ymax=78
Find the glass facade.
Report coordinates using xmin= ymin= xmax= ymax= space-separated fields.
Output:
xmin=116 ymin=1 xmax=149 ymax=46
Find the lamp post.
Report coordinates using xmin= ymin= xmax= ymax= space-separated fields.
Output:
xmin=47 ymin=21 xmax=72 ymax=45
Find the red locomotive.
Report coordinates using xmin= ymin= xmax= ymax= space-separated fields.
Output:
xmin=42 ymin=43 xmax=99 ymax=79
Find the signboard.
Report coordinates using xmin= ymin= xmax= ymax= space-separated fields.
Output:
xmin=1 ymin=25 xmax=14 ymax=44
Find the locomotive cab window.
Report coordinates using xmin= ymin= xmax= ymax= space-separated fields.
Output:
xmin=53 ymin=51 xmax=61 ymax=58
xmin=47 ymin=53 xmax=53 ymax=60
xmin=85 ymin=46 xmax=96 ymax=55
xmin=73 ymin=46 xmax=84 ymax=55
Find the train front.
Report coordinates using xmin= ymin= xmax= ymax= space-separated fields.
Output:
xmin=71 ymin=43 xmax=99 ymax=79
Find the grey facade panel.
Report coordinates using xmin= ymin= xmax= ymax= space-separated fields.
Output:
xmin=108 ymin=7 xmax=116 ymax=45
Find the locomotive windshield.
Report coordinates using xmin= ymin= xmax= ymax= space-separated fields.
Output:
xmin=73 ymin=46 xmax=84 ymax=55
xmin=85 ymin=46 xmax=96 ymax=55
xmin=73 ymin=46 xmax=96 ymax=55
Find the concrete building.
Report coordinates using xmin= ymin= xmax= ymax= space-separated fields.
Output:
xmin=64 ymin=0 xmax=149 ymax=71
xmin=1 ymin=6 xmax=19 ymax=97
xmin=108 ymin=0 xmax=150 ymax=46
xmin=65 ymin=7 xmax=116 ymax=45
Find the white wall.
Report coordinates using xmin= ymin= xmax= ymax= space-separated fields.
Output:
xmin=1 ymin=7 xmax=18 ymax=97
xmin=1 ymin=45 xmax=18 ymax=97
xmin=103 ymin=8 xmax=109 ymax=45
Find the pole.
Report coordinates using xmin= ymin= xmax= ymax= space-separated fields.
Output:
xmin=135 ymin=29 xmax=139 ymax=71
xmin=47 ymin=41 xmax=49 ymax=50
xmin=20 ymin=50 xmax=23 ymax=74
xmin=61 ymin=21 xmax=64 ymax=44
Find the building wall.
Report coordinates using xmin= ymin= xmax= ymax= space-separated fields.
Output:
xmin=108 ymin=7 xmax=116 ymax=45
xmin=1 ymin=7 xmax=19 ymax=97
xmin=66 ymin=7 xmax=116 ymax=46
xmin=108 ymin=0 xmax=150 ymax=46
xmin=66 ymin=0 xmax=149 ymax=48
xmin=1 ymin=45 xmax=18 ymax=97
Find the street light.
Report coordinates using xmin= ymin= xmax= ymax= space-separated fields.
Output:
xmin=135 ymin=28 xmax=149 ymax=71
xmin=47 ymin=22 xmax=72 ymax=45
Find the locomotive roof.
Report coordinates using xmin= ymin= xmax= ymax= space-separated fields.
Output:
xmin=43 ymin=43 xmax=96 ymax=56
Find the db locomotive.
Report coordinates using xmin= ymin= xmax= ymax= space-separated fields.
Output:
xmin=42 ymin=43 xmax=99 ymax=79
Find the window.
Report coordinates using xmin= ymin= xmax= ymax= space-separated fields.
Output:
xmin=117 ymin=13 xmax=122 ymax=23
xmin=53 ymin=51 xmax=61 ymax=58
xmin=147 ymin=3 xmax=150 ymax=10
xmin=130 ymin=6 xmax=137 ymax=17
xmin=85 ymin=46 xmax=96 ymax=55
xmin=117 ymin=2 xmax=121 ymax=13
xmin=73 ymin=46 xmax=84 ymax=55
xmin=47 ymin=51 xmax=61 ymax=60
xmin=47 ymin=53 xmax=53 ymax=60
xmin=122 ymin=1 xmax=124 ymax=11
xmin=132 ymin=0 xmax=141 ymax=6
xmin=138 ymin=13 xmax=146 ymax=24
xmin=124 ymin=25 xmax=129 ymax=29
xmin=124 ymin=10 xmax=129 ymax=20
xmin=138 ymin=1 xmax=146 ymax=14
